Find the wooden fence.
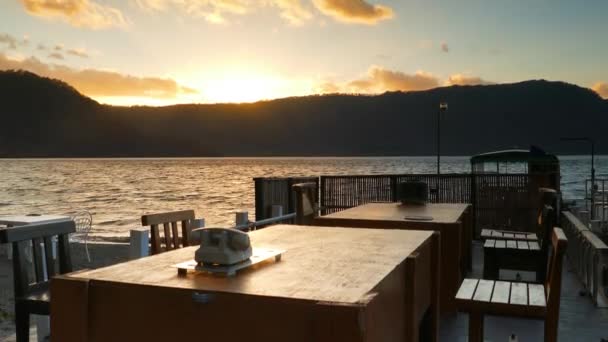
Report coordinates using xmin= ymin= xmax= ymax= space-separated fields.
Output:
xmin=255 ymin=173 xmax=541 ymax=237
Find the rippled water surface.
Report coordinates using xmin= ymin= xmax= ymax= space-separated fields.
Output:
xmin=1 ymin=156 xmax=606 ymax=239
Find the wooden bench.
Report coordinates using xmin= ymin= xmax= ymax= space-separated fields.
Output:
xmin=141 ymin=210 xmax=195 ymax=255
xmin=483 ymin=205 xmax=554 ymax=282
xmin=456 ymin=227 xmax=568 ymax=342
xmin=0 ymin=220 xmax=75 ymax=342
xmin=480 ymin=229 xmax=538 ymax=241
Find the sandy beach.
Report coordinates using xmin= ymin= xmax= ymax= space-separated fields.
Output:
xmin=0 ymin=242 xmax=131 ymax=341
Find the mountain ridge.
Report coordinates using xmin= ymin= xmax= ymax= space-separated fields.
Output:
xmin=0 ymin=70 xmax=606 ymax=157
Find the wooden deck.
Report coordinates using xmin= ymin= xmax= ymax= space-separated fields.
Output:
xmin=440 ymin=241 xmax=608 ymax=341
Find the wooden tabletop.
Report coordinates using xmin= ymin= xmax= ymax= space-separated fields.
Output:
xmin=320 ymin=202 xmax=469 ymax=224
xmin=0 ymin=214 xmax=70 ymax=226
xmin=68 ymin=225 xmax=433 ymax=304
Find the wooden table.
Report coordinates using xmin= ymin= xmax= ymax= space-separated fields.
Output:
xmin=315 ymin=202 xmax=472 ymax=313
xmin=51 ymin=225 xmax=439 ymax=342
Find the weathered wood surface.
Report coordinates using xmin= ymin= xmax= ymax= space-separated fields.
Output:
xmin=481 ymin=229 xmax=538 ymax=241
xmin=315 ymin=202 xmax=471 ymax=313
xmin=52 ymin=225 xmax=438 ymax=342
xmin=319 ymin=202 xmax=469 ymax=224
xmin=64 ymin=225 xmax=432 ymax=303
xmin=0 ymin=219 xmax=74 ymax=243
xmin=0 ymin=214 xmax=70 ymax=226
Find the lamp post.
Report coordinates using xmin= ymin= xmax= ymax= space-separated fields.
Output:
xmin=437 ymin=102 xmax=448 ymax=174
xmin=560 ymin=137 xmax=595 ymax=217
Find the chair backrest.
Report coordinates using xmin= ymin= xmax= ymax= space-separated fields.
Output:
xmin=292 ymin=183 xmax=317 ymax=225
xmin=142 ymin=210 xmax=195 ymax=255
xmin=0 ymin=220 xmax=75 ymax=298
xmin=545 ymin=227 xmax=568 ymax=321
xmin=538 ymin=205 xmax=555 ymax=249
xmin=72 ymin=211 xmax=93 ymax=235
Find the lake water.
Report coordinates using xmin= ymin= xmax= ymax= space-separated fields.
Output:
xmin=0 ymin=156 xmax=606 ymax=240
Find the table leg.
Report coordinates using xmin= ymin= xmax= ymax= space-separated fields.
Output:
xmin=469 ymin=311 xmax=484 ymax=342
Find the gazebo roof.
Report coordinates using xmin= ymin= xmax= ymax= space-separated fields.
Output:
xmin=471 ymin=147 xmax=559 ymax=165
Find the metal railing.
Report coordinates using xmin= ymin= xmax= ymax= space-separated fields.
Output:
xmin=562 ymin=211 xmax=608 ymax=307
xmin=233 ymin=212 xmax=296 ymax=231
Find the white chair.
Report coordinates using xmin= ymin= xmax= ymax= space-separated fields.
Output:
xmin=71 ymin=211 xmax=93 ymax=262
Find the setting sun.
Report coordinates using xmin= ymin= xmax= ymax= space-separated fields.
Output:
xmin=201 ymin=75 xmax=290 ymax=104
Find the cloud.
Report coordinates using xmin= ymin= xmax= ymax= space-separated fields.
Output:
xmin=19 ymin=0 xmax=127 ymax=29
xmin=54 ymin=44 xmax=63 ymax=51
xmin=0 ymin=53 xmax=198 ymax=99
xmin=136 ymin=0 xmax=311 ymax=25
xmin=347 ymin=66 xmax=440 ymax=93
xmin=48 ymin=52 xmax=64 ymax=60
xmin=312 ymin=0 xmax=393 ymax=25
xmin=441 ymin=41 xmax=449 ymax=53
xmin=137 ymin=0 xmax=393 ymax=25
xmin=315 ymin=81 xmax=340 ymax=94
xmin=316 ymin=67 xmax=498 ymax=95
xmin=37 ymin=43 xmax=46 ymax=50
xmin=66 ymin=48 xmax=89 ymax=58
xmin=0 ymin=33 xmax=18 ymax=49
xmin=268 ymin=0 xmax=312 ymax=25
xmin=592 ymin=82 xmax=608 ymax=99
xmin=446 ymin=74 xmax=494 ymax=86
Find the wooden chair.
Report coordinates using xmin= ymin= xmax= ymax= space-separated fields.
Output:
xmin=0 ymin=220 xmax=75 ymax=342
xmin=70 ymin=211 xmax=93 ymax=262
xmin=456 ymin=227 xmax=568 ymax=342
xmin=141 ymin=210 xmax=195 ymax=255
xmin=292 ymin=183 xmax=317 ymax=225
xmin=483 ymin=205 xmax=554 ymax=282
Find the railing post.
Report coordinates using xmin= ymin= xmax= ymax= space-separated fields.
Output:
xmin=320 ymin=176 xmax=326 ymax=215
xmin=36 ymin=315 xmax=50 ymax=342
xmin=236 ymin=211 xmax=249 ymax=229
xmin=130 ymin=228 xmax=149 ymax=260
xmin=470 ymin=174 xmax=478 ymax=238
xmin=254 ymin=178 xmax=265 ymax=221
xmin=189 ymin=218 xmax=205 ymax=244
xmin=390 ymin=175 xmax=398 ymax=202
xmin=271 ymin=205 xmax=283 ymax=218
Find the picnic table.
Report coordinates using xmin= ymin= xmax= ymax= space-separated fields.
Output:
xmin=314 ymin=202 xmax=472 ymax=313
xmin=51 ymin=225 xmax=440 ymax=342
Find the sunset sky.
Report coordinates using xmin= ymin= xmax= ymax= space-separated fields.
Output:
xmin=1 ymin=0 xmax=607 ymax=106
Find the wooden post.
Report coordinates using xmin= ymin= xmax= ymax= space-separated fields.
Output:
xmin=129 ymin=228 xmax=149 ymax=260
xmin=271 ymin=205 xmax=283 ymax=218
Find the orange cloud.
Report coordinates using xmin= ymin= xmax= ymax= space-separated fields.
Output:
xmin=0 ymin=33 xmax=18 ymax=49
xmin=447 ymin=74 xmax=494 ymax=86
xmin=19 ymin=0 xmax=127 ymax=29
xmin=592 ymin=82 xmax=608 ymax=99
xmin=312 ymin=0 xmax=393 ymax=25
xmin=136 ymin=0 xmax=311 ymax=25
xmin=66 ymin=48 xmax=89 ymax=58
xmin=0 ymin=53 xmax=197 ymax=99
xmin=347 ymin=66 xmax=440 ymax=93
xmin=48 ymin=52 xmax=64 ymax=60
